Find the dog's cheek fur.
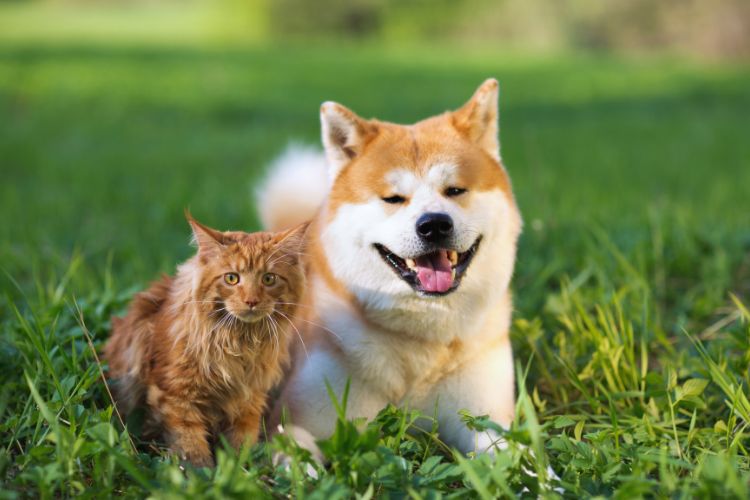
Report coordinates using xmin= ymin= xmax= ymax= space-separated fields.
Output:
xmin=322 ymin=199 xmax=414 ymax=305
xmin=459 ymin=189 xmax=520 ymax=293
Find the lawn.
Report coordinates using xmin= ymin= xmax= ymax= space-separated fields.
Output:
xmin=1 ymin=36 xmax=750 ymax=497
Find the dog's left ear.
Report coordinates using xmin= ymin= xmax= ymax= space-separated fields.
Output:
xmin=320 ymin=102 xmax=378 ymax=180
xmin=451 ymin=78 xmax=500 ymax=161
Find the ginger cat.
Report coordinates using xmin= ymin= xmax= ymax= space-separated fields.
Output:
xmin=104 ymin=214 xmax=307 ymax=467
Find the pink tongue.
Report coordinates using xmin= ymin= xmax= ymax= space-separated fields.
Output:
xmin=415 ymin=251 xmax=453 ymax=293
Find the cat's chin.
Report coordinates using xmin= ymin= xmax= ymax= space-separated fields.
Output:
xmin=231 ymin=311 xmax=272 ymax=324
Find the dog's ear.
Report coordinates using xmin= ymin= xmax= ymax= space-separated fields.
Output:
xmin=320 ymin=102 xmax=378 ymax=180
xmin=451 ymin=78 xmax=500 ymax=161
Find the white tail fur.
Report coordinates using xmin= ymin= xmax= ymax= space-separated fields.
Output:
xmin=256 ymin=144 xmax=329 ymax=231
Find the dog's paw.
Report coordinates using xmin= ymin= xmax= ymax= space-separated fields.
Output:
xmin=272 ymin=424 xmax=323 ymax=478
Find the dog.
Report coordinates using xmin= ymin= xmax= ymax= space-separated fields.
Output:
xmin=258 ymin=79 xmax=522 ymax=455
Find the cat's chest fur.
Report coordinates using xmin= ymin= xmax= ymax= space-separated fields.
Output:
xmin=176 ymin=332 xmax=286 ymax=406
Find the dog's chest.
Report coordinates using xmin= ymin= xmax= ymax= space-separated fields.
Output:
xmin=353 ymin=327 xmax=466 ymax=402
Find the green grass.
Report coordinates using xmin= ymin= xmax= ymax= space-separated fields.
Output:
xmin=1 ymin=37 xmax=750 ymax=498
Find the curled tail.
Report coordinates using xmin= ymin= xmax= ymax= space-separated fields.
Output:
xmin=256 ymin=144 xmax=329 ymax=232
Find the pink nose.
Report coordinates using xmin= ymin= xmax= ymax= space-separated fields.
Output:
xmin=245 ymin=299 xmax=259 ymax=308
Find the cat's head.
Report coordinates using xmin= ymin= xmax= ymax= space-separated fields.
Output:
xmin=186 ymin=214 xmax=307 ymax=324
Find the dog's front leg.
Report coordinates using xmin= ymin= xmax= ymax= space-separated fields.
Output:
xmin=422 ymin=336 xmax=515 ymax=454
xmin=274 ymin=347 xmax=389 ymax=454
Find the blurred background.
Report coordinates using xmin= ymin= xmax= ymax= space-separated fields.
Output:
xmin=1 ymin=0 xmax=748 ymax=315
xmin=2 ymin=0 xmax=750 ymax=58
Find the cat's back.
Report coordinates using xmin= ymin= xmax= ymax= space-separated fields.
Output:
xmin=105 ymin=274 xmax=174 ymax=378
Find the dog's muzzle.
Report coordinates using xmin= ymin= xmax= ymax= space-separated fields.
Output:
xmin=373 ymin=237 xmax=481 ymax=296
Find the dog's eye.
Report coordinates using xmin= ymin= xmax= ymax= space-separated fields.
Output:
xmin=445 ymin=187 xmax=467 ymax=197
xmin=224 ymin=273 xmax=240 ymax=285
xmin=382 ymin=195 xmax=406 ymax=204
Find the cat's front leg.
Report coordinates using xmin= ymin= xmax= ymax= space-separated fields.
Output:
xmin=160 ymin=396 xmax=213 ymax=467
xmin=226 ymin=394 xmax=265 ymax=451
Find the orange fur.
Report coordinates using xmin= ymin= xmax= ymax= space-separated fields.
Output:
xmin=104 ymin=216 xmax=307 ymax=467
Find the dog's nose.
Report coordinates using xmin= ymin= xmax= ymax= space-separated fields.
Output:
xmin=416 ymin=212 xmax=454 ymax=243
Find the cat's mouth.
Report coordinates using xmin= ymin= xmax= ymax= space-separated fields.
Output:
xmin=222 ymin=305 xmax=274 ymax=324
xmin=373 ymin=237 xmax=481 ymax=296
xmin=234 ymin=309 xmax=273 ymax=324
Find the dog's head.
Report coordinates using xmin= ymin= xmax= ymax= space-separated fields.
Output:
xmin=318 ymin=79 xmax=521 ymax=320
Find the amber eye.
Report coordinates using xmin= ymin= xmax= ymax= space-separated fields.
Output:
xmin=224 ymin=273 xmax=239 ymax=285
xmin=261 ymin=273 xmax=277 ymax=286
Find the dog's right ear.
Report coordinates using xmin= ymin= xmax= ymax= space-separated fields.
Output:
xmin=452 ymin=78 xmax=500 ymax=161
xmin=320 ymin=102 xmax=378 ymax=180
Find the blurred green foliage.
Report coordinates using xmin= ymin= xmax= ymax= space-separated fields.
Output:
xmin=1 ymin=0 xmax=749 ymax=58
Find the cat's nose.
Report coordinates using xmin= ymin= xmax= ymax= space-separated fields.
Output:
xmin=245 ymin=299 xmax=259 ymax=309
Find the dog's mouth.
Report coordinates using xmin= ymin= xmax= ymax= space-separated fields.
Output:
xmin=373 ymin=237 xmax=482 ymax=296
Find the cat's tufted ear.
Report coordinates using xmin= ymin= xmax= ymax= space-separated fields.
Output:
xmin=451 ymin=78 xmax=501 ymax=161
xmin=320 ymin=102 xmax=378 ymax=181
xmin=272 ymin=221 xmax=309 ymax=265
xmin=186 ymin=211 xmax=226 ymax=257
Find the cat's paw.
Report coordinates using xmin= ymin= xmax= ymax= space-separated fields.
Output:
xmin=182 ymin=452 xmax=215 ymax=469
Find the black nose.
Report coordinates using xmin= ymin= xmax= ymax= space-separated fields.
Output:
xmin=416 ymin=212 xmax=454 ymax=243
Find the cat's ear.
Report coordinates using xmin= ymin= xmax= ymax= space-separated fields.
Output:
xmin=451 ymin=78 xmax=500 ymax=161
xmin=185 ymin=211 xmax=226 ymax=257
xmin=320 ymin=102 xmax=379 ymax=180
xmin=272 ymin=221 xmax=309 ymax=264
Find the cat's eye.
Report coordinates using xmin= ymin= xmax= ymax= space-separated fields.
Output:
xmin=261 ymin=273 xmax=277 ymax=286
xmin=445 ymin=187 xmax=467 ymax=197
xmin=224 ymin=273 xmax=240 ymax=285
xmin=382 ymin=195 xmax=406 ymax=204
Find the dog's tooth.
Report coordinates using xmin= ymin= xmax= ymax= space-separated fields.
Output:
xmin=451 ymin=268 xmax=456 ymax=281
xmin=406 ymin=258 xmax=416 ymax=270
xmin=448 ymin=251 xmax=458 ymax=265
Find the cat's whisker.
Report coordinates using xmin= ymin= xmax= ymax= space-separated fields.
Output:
xmin=275 ymin=310 xmax=308 ymax=360
xmin=208 ymin=310 xmax=232 ymax=337
xmin=266 ymin=255 xmax=304 ymax=268
xmin=266 ymin=250 xmax=311 ymax=268
xmin=264 ymin=314 xmax=280 ymax=355
xmin=268 ymin=249 xmax=311 ymax=261
xmin=268 ymin=315 xmax=281 ymax=355
xmin=272 ymin=302 xmax=343 ymax=343
xmin=296 ymin=317 xmax=343 ymax=343
xmin=263 ymin=244 xmax=289 ymax=266
xmin=273 ymin=301 xmax=315 ymax=310
xmin=208 ymin=307 xmax=228 ymax=317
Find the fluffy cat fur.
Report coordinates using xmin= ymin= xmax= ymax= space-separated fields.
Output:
xmin=104 ymin=214 xmax=306 ymax=467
